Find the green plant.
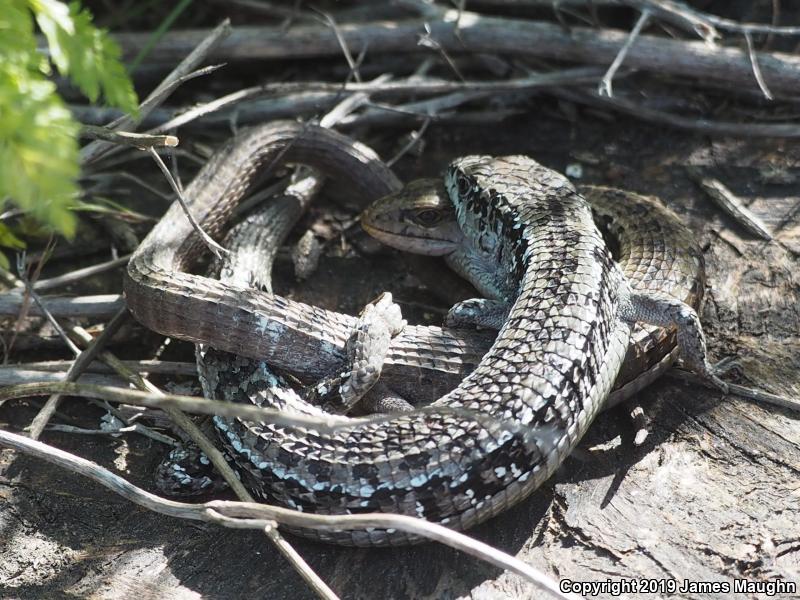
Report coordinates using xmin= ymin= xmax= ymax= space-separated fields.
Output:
xmin=0 ymin=0 xmax=138 ymax=264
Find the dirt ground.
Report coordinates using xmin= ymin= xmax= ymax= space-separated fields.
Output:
xmin=1 ymin=99 xmax=799 ymax=599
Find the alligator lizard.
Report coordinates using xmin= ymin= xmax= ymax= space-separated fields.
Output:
xmin=126 ymin=122 xmax=721 ymax=545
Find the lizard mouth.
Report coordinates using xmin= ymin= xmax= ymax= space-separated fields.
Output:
xmin=361 ymin=221 xmax=458 ymax=256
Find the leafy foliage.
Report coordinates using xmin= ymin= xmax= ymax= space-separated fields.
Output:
xmin=0 ymin=0 xmax=138 ymax=248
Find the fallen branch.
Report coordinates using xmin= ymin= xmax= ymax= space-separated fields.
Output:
xmin=147 ymin=68 xmax=604 ymax=133
xmin=1 ymin=359 xmax=196 ymax=377
xmin=0 ymin=293 xmax=124 ymax=318
xmin=111 ymin=10 xmax=800 ymax=95
xmin=551 ymin=87 xmax=800 ymax=138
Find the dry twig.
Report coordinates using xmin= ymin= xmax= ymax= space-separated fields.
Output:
xmin=13 ymin=255 xmax=132 ymax=292
xmin=27 ymin=307 xmax=129 ymax=439
xmin=0 ymin=293 xmax=124 ymax=318
xmin=148 ymin=147 xmax=228 ymax=259
xmin=81 ymin=125 xmax=179 ymax=150
xmin=551 ymin=87 xmax=800 ymax=138
xmin=0 ymin=429 xmax=578 ymax=600
xmin=110 ymin=10 xmax=800 ymax=94
xmin=81 ymin=19 xmax=232 ymax=164
xmin=598 ymin=9 xmax=651 ymax=97
xmin=687 ymin=169 xmax=773 ymax=241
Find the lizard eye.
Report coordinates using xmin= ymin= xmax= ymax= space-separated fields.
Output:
xmin=412 ymin=208 xmax=444 ymax=227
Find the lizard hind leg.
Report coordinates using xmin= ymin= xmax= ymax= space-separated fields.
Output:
xmin=618 ymin=290 xmax=729 ymax=393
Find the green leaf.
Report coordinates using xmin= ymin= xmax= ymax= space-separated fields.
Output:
xmin=1 ymin=2 xmax=46 ymax=73
xmin=0 ymin=222 xmax=27 ymax=250
xmin=30 ymin=0 xmax=139 ymax=114
xmin=0 ymin=0 xmax=140 ymax=238
xmin=31 ymin=0 xmax=74 ymax=73
xmin=0 ymin=64 xmax=80 ymax=236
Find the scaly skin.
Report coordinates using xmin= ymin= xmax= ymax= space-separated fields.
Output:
xmin=362 ymin=181 xmax=708 ymax=405
xmin=200 ymin=154 xmax=636 ymax=546
xmin=131 ymin=123 xmax=717 ymax=545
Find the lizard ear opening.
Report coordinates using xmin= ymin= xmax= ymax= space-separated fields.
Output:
xmin=456 ymin=173 xmax=471 ymax=196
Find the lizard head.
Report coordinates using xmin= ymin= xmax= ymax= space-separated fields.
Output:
xmin=361 ymin=178 xmax=464 ymax=256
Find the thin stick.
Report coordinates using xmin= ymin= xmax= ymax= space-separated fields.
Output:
xmin=386 ymin=117 xmax=431 ymax=166
xmin=46 ymin=423 xmax=177 ymax=445
xmin=15 ymin=255 xmax=132 ymax=292
xmin=687 ymin=169 xmax=773 ymax=240
xmin=83 ymin=171 xmax=176 ymax=203
xmin=314 ymin=9 xmax=362 ymax=83
xmin=471 ymin=1 xmax=800 ymax=36
xmin=148 ymin=147 xmax=228 ymax=259
xmin=81 ymin=125 xmax=179 ymax=150
xmin=0 ymin=370 xmax=125 ymax=389
xmin=3 ymin=359 xmax=196 ymax=377
xmin=0 ymin=381 xmax=518 ymax=441
xmin=551 ymin=87 xmax=800 ymax=138
xmin=667 ymin=370 xmax=800 ymax=413
xmin=0 ymin=429 xmax=577 ymax=600
xmin=616 ymin=0 xmax=718 ymax=43
xmin=15 ymin=257 xmax=81 ymax=357
xmin=27 ymin=307 xmax=129 ymax=439
xmin=52 ymin=340 xmax=338 ymax=599
xmin=53 ymin=342 xmax=283 ymax=590
xmin=116 ymin=19 xmax=230 ymax=129
xmin=418 ymin=22 xmax=466 ymax=82
xmin=81 ymin=66 xmax=224 ymax=166
xmin=262 ymin=524 xmax=340 ymax=600
xmin=598 ymin=9 xmax=651 ymax=97
xmin=631 ymin=0 xmax=800 ymax=36
xmin=147 ymin=68 xmax=604 ymax=133
xmin=81 ymin=16 xmax=231 ymax=164
xmin=744 ymin=30 xmax=774 ymax=100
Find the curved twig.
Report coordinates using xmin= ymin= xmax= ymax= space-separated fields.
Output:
xmin=0 ymin=429 xmax=578 ymax=600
